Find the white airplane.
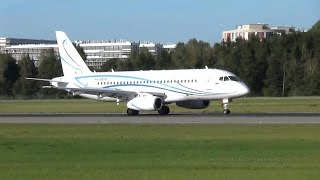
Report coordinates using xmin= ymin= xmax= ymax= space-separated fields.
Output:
xmin=28 ymin=31 xmax=250 ymax=116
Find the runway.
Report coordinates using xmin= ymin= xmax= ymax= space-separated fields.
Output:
xmin=0 ymin=113 xmax=320 ymax=124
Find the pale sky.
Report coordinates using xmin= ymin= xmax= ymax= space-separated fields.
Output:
xmin=0 ymin=0 xmax=319 ymax=43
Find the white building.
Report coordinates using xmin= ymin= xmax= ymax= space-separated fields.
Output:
xmin=222 ymin=23 xmax=295 ymax=42
xmin=0 ymin=38 xmax=58 ymax=67
xmin=270 ymin=26 xmax=295 ymax=35
xmin=77 ymin=40 xmax=135 ymax=68
xmin=0 ymin=37 xmax=176 ymax=69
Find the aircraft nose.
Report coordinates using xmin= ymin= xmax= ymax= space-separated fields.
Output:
xmin=238 ymin=83 xmax=250 ymax=96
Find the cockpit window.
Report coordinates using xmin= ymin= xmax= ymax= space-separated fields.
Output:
xmin=224 ymin=76 xmax=230 ymax=81
xmin=219 ymin=76 xmax=241 ymax=81
xmin=228 ymin=76 xmax=240 ymax=82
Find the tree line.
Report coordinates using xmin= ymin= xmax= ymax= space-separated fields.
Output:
xmin=0 ymin=21 xmax=319 ymax=98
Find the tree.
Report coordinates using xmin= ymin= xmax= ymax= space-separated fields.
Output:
xmin=238 ymin=36 xmax=265 ymax=95
xmin=171 ymin=42 xmax=188 ymax=69
xmin=0 ymin=53 xmax=19 ymax=96
xmin=74 ymin=43 xmax=87 ymax=60
xmin=12 ymin=54 xmax=38 ymax=97
xmin=301 ymin=31 xmax=320 ymax=95
xmin=131 ymin=48 xmax=155 ymax=70
xmin=37 ymin=49 xmax=64 ymax=98
xmin=286 ymin=42 xmax=305 ymax=96
xmin=101 ymin=58 xmax=122 ymax=71
xmin=170 ymin=39 xmax=213 ymax=69
xmin=38 ymin=49 xmax=62 ymax=78
xmin=308 ymin=20 xmax=320 ymax=34
xmin=264 ymin=53 xmax=283 ymax=96
xmin=155 ymin=49 xmax=172 ymax=70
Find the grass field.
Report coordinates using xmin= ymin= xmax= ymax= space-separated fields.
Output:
xmin=0 ymin=124 xmax=319 ymax=179
xmin=0 ymin=97 xmax=320 ymax=113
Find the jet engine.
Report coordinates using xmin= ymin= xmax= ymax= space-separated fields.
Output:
xmin=127 ymin=93 xmax=163 ymax=111
xmin=176 ymin=100 xmax=210 ymax=109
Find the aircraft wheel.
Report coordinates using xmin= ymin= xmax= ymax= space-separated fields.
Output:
xmin=127 ymin=108 xmax=139 ymax=116
xmin=223 ymin=109 xmax=231 ymax=115
xmin=158 ymin=105 xmax=170 ymax=115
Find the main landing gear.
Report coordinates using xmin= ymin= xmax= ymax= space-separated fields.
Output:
xmin=126 ymin=105 xmax=170 ymax=116
xmin=158 ymin=105 xmax=170 ymax=115
xmin=127 ymin=108 xmax=139 ymax=116
xmin=222 ymin=98 xmax=231 ymax=115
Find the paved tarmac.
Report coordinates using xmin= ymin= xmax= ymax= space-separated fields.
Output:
xmin=0 ymin=113 xmax=320 ymax=124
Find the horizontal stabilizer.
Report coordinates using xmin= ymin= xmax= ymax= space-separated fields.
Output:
xmin=42 ymin=86 xmax=54 ymax=89
xmin=26 ymin=77 xmax=69 ymax=83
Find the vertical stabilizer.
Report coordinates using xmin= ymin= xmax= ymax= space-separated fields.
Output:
xmin=56 ymin=31 xmax=91 ymax=76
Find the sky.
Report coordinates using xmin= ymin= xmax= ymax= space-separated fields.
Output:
xmin=0 ymin=0 xmax=319 ymax=43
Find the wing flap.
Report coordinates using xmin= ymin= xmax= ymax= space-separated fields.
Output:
xmin=57 ymin=87 xmax=166 ymax=99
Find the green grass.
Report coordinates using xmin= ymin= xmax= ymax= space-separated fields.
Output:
xmin=0 ymin=124 xmax=319 ymax=179
xmin=0 ymin=97 xmax=320 ymax=113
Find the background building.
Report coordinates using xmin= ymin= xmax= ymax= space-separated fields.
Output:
xmin=222 ymin=23 xmax=295 ymax=42
xmin=0 ymin=37 xmax=176 ymax=69
xmin=76 ymin=40 xmax=134 ymax=68
xmin=0 ymin=38 xmax=58 ymax=66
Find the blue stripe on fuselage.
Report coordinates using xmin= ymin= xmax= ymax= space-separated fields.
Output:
xmin=75 ymin=74 xmax=210 ymax=95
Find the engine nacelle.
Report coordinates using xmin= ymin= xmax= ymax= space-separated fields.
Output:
xmin=127 ymin=93 xmax=163 ymax=111
xmin=176 ymin=100 xmax=210 ymax=109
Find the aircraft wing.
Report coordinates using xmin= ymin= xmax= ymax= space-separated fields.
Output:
xmin=57 ymin=87 xmax=166 ymax=99
xmin=27 ymin=77 xmax=167 ymax=99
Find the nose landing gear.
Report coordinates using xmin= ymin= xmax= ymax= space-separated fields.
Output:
xmin=222 ymin=98 xmax=231 ymax=115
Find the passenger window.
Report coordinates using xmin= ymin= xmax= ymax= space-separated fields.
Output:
xmin=219 ymin=77 xmax=223 ymax=81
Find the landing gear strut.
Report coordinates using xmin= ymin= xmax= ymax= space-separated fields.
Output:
xmin=127 ymin=108 xmax=139 ymax=116
xmin=222 ymin=98 xmax=231 ymax=115
xmin=158 ymin=105 xmax=170 ymax=115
